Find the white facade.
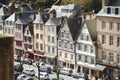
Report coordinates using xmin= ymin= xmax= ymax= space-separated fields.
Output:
xmin=58 ymin=19 xmax=75 ymax=69
xmin=45 ymin=18 xmax=57 ymax=58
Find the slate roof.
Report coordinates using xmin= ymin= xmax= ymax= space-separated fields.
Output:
xmin=86 ymin=20 xmax=97 ymax=41
xmin=15 ymin=11 xmax=37 ymax=24
xmin=66 ymin=17 xmax=82 ymax=41
xmin=108 ymin=0 xmax=120 ymax=6
xmin=33 ymin=12 xmax=49 ymax=24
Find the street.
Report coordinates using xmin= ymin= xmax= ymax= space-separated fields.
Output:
xmin=14 ymin=62 xmax=78 ymax=80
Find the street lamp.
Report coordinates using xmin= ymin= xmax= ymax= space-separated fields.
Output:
xmin=35 ymin=57 xmax=41 ymax=80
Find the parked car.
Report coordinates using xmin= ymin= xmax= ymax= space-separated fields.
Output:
xmin=14 ymin=64 xmax=23 ymax=73
xmin=35 ymin=72 xmax=49 ymax=80
xmin=32 ymin=62 xmax=45 ymax=67
xmin=60 ymin=67 xmax=73 ymax=76
xmin=14 ymin=54 xmax=21 ymax=62
xmin=23 ymin=76 xmax=36 ymax=80
xmin=14 ymin=71 xmax=21 ymax=80
xmin=50 ymin=77 xmax=64 ymax=80
xmin=72 ymin=73 xmax=85 ymax=79
xmin=22 ymin=58 xmax=32 ymax=65
xmin=40 ymin=66 xmax=52 ymax=74
xmin=23 ymin=68 xmax=35 ymax=76
xmin=17 ymin=74 xmax=27 ymax=80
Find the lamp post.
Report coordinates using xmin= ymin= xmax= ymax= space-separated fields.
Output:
xmin=36 ymin=57 xmax=40 ymax=80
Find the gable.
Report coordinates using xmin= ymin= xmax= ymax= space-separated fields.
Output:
xmin=24 ymin=26 xmax=31 ymax=36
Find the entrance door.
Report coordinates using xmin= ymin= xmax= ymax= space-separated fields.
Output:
xmin=109 ymin=69 xmax=114 ymax=80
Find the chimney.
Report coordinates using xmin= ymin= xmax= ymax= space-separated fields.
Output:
xmin=50 ymin=9 xmax=56 ymax=19
xmin=102 ymin=0 xmax=110 ymax=8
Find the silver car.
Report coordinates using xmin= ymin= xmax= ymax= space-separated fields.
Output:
xmin=17 ymin=74 xmax=27 ymax=80
xmin=23 ymin=68 xmax=35 ymax=76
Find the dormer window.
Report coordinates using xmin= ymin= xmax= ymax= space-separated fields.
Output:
xmin=115 ymin=8 xmax=119 ymax=15
xmin=107 ymin=7 xmax=111 ymax=14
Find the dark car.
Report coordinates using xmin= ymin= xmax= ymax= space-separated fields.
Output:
xmin=14 ymin=71 xmax=20 ymax=80
xmin=14 ymin=64 xmax=23 ymax=73
xmin=22 ymin=58 xmax=32 ymax=65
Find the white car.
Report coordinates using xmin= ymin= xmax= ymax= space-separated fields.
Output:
xmin=60 ymin=67 xmax=73 ymax=76
xmin=33 ymin=62 xmax=45 ymax=67
xmin=23 ymin=68 xmax=35 ymax=76
xmin=17 ymin=74 xmax=27 ymax=80
xmin=35 ymin=72 xmax=49 ymax=79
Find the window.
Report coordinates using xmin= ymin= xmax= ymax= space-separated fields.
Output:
xmin=47 ymin=36 xmax=50 ymax=42
xmin=16 ymin=24 xmax=21 ymax=30
xmin=117 ymin=23 xmax=120 ymax=31
xmin=36 ymin=34 xmax=39 ymax=39
xmin=52 ymin=27 xmax=54 ymax=32
xmin=102 ymin=21 xmax=106 ymax=29
xmin=117 ymin=54 xmax=120 ymax=63
xmin=0 ymin=25 xmax=2 ymax=30
xmin=91 ymin=58 xmax=94 ymax=64
xmin=52 ymin=47 xmax=55 ymax=53
xmin=78 ymin=43 xmax=82 ymax=50
xmin=78 ymin=55 xmax=81 ymax=61
xmin=28 ymin=37 xmax=31 ymax=43
xmin=36 ymin=24 xmax=39 ymax=29
xmin=48 ymin=46 xmax=50 ymax=53
xmin=117 ymin=37 xmax=120 ymax=47
xmin=70 ymin=44 xmax=73 ymax=49
xmin=66 ymin=33 xmax=69 ymax=38
xmin=59 ymin=51 xmax=62 ymax=56
xmin=40 ymin=44 xmax=43 ymax=50
xmin=84 ymin=45 xmax=87 ymax=51
xmin=36 ymin=42 xmax=39 ymax=49
xmin=24 ymin=36 xmax=27 ymax=42
xmin=107 ymin=7 xmax=111 ymax=14
xmin=8 ymin=28 xmax=10 ymax=34
xmin=59 ymin=41 xmax=61 ymax=47
xmin=71 ymin=54 xmax=73 ymax=60
xmin=102 ymin=35 xmax=106 ymax=44
xmin=86 ymin=35 xmax=89 ymax=41
xmin=52 ymin=37 xmax=54 ymax=43
xmin=102 ymin=51 xmax=106 ymax=60
xmin=109 ymin=53 xmax=114 ymax=62
xmin=64 ymin=42 xmax=67 ymax=48
xmin=40 ymin=34 xmax=43 ymax=40
xmin=65 ymin=53 xmax=68 ymax=58
xmin=48 ymin=27 xmax=50 ymax=32
xmin=109 ymin=22 xmax=113 ymax=30
xmin=109 ymin=36 xmax=114 ymax=45
xmin=115 ymin=8 xmax=119 ymax=14
xmin=40 ymin=25 xmax=43 ymax=30
xmin=81 ymin=34 xmax=84 ymax=40
xmin=27 ymin=30 xmax=29 ymax=35
xmin=85 ymin=56 xmax=88 ymax=62
xmin=61 ymin=32 xmax=64 ymax=37
xmin=91 ymin=46 xmax=94 ymax=53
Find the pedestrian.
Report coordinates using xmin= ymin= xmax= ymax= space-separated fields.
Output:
xmin=105 ymin=75 xmax=109 ymax=80
xmin=94 ymin=75 xmax=98 ymax=80
xmin=85 ymin=73 xmax=89 ymax=80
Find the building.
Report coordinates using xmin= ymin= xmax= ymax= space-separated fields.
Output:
xmin=33 ymin=11 xmax=49 ymax=60
xmin=0 ymin=4 xmax=10 ymax=35
xmin=0 ymin=36 xmax=14 ymax=80
xmin=96 ymin=0 xmax=120 ymax=79
xmin=4 ymin=13 xmax=17 ymax=36
xmin=23 ymin=22 xmax=34 ymax=59
xmin=76 ymin=20 xmax=106 ymax=78
xmin=14 ymin=11 xmax=36 ymax=57
xmin=58 ymin=17 xmax=82 ymax=72
xmin=49 ymin=4 xmax=81 ymax=18
xmin=44 ymin=12 xmax=61 ymax=64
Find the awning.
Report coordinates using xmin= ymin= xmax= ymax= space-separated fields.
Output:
xmin=95 ymin=64 xmax=106 ymax=71
xmin=34 ymin=52 xmax=44 ymax=57
xmin=44 ymin=53 xmax=56 ymax=58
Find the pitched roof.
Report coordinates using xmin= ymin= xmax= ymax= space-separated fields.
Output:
xmin=86 ymin=20 xmax=97 ymax=41
xmin=5 ymin=13 xmax=17 ymax=22
xmin=15 ymin=11 xmax=36 ymax=24
xmin=66 ymin=17 xmax=82 ymax=40
xmin=108 ymin=0 xmax=120 ymax=6
xmin=33 ymin=12 xmax=49 ymax=24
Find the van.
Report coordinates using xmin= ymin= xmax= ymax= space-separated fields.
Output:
xmin=40 ymin=66 xmax=52 ymax=74
xmin=60 ymin=67 xmax=73 ymax=76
